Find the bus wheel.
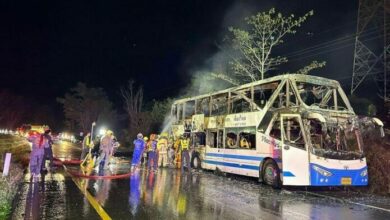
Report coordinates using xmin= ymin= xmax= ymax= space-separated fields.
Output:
xmin=262 ymin=160 xmax=281 ymax=189
xmin=191 ymin=155 xmax=201 ymax=169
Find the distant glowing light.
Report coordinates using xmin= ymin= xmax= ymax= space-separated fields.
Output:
xmin=99 ymin=128 xmax=107 ymax=136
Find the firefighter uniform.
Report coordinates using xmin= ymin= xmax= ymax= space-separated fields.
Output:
xmin=180 ymin=137 xmax=191 ymax=172
xmin=157 ymin=137 xmax=168 ymax=167
xmin=147 ymin=134 xmax=158 ymax=171
xmin=174 ymin=139 xmax=181 ymax=168
xmin=131 ymin=133 xmax=145 ymax=170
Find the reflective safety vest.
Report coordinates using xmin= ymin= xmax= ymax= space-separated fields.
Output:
xmin=157 ymin=138 xmax=168 ymax=152
xmin=83 ymin=136 xmax=92 ymax=149
xmin=174 ymin=139 xmax=180 ymax=150
xmin=180 ymin=139 xmax=189 ymax=150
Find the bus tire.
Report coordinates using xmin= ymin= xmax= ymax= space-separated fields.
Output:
xmin=191 ymin=155 xmax=201 ymax=169
xmin=262 ymin=160 xmax=281 ymax=189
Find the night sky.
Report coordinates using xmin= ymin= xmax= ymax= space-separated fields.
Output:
xmin=0 ymin=0 xmax=362 ymax=109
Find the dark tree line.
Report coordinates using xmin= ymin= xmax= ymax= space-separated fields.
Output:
xmin=0 ymin=90 xmax=60 ymax=130
xmin=58 ymin=81 xmax=172 ymax=148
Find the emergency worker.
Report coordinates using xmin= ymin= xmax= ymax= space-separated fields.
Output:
xmin=168 ymin=137 xmax=175 ymax=167
xmin=131 ymin=133 xmax=145 ymax=172
xmin=112 ymin=136 xmax=120 ymax=156
xmin=80 ymin=132 xmax=93 ymax=160
xmin=27 ymin=131 xmax=48 ymax=180
xmin=157 ymin=134 xmax=168 ymax=167
xmin=91 ymin=136 xmax=101 ymax=161
xmin=41 ymin=127 xmax=54 ymax=172
xmin=146 ymin=136 xmax=152 ymax=167
xmin=96 ymin=130 xmax=114 ymax=170
xmin=180 ymin=135 xmax=191 ymax=172
xmin=142 ymin=136 xmax=149 ymax=166
xmin=173 ymin=137 xmax=181 ymax=168
xmin=147 ymin=134 xmax=158 ymax=171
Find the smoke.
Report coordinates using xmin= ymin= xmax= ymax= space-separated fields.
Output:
xmin=181 ymin=1 xmax=275 ymax=97
xmin=160 ymin=1 xmax=273 ymax=134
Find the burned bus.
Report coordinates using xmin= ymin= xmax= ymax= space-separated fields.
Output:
xmin=169 ymin=74 xmax=383 ymax=188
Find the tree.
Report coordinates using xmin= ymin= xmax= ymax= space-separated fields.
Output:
xmin=0 ymin=90 xmax=27 ymax=129
xmin=217 ymin=8 xmax=323 ymax=84
xmin=57 ymin=83 xmax=117 ymax=133
xmin=120 ymin=80 xmax=151 ymax=140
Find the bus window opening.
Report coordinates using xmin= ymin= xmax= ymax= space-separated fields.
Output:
xmin=207 ymin=130 xmax=217 ymax=148
xmin=239 ymin=131 xmax=256 ymax=150
xmin=218 ymin=130 xmax=224 ymax=148
xmin=226 ymin=132 xmax=238 ymax=148
xmin=192 ymin=132 xmax=206 ymax=148
xmin=282 ymin=117 xmax=305 ymax=149
xmin=309 ymin=119 xmax=364 ymax=160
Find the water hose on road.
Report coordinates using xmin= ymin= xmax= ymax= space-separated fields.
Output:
xmin=53 ymin=157 xmax=82 ymax=166
xmin=57 ymin=157 xmax=132 ymax=179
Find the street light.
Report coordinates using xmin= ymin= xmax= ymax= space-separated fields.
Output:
xmin=99 ymin=127 xmax=107 ymax=136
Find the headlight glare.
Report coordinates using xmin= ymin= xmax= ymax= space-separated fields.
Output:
xmin=360 ymin=169 xmax=368 ymax=177
xmin=313 ymin=165 xmax=333 ymax=177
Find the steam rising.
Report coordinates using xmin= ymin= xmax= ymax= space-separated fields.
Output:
xmin=160 ymin=2 xmax=270 ymax=134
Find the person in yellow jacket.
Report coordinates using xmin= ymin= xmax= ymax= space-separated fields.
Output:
xmin=80 ymin=132 xmax=93 ymax=160
xmin=157 ymin=135 xmax=168 ymax=167
xmin=173 ymin=138 xmax=181 ymax=168
xmin=180 ymin=135 xmax=191 ymax=173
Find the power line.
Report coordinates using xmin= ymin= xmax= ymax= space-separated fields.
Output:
xmin=287 ymin=34 xmax=383 ymax=62
xmin=284 ymin=24 xmax=384 ymax=58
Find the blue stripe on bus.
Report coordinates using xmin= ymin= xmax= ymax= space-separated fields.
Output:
xmin=206 ymin=153 xmax=263 ymax=161
xmin=206 ymin=153 xmax=282 ymax=163
xmin=283 ymin=171 xmax=295 ymax=177
xmin=203 ymin=160 xmax=259 ymax=171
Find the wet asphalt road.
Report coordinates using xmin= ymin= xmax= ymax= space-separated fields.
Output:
xmin=11 ymin=141 xmax=390 ymax=220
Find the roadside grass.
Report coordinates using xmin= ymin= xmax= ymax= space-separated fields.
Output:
xmin=360 ymin=130 xmax=390 ymax=196
xmin=0 ymin=165 xmax=24 ymax=220
xmin=0 ymin=134 xmax=30 ymax=220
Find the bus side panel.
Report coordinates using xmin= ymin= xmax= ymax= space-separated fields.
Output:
xmin=202 ymin=146 xmax=220 ymax=171
xmin=221 ymin=149 xmax=262 ymax=178
xmin=256 ymin=133 xmax=281 ymax=157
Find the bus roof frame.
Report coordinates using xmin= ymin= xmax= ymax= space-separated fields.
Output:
xmin=173 ymin=74 xmax=353 ymax=114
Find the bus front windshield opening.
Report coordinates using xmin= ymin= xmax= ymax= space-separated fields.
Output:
xmin=309 ymin=119 xmax=364 ymax=160
xmin=296 ymin=82 xmax=348 ymax=111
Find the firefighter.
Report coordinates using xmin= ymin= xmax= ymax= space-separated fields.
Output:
xmin=142 ymin=136 xmax=149 ymax=166
xmin=131 ymin=133 xmax=145 ymax=172
xmin=96 ymin=130 xmax=114 ymax=170
xmin=80 ymin=132 xmax=93 ymax=160
xmin=168 ymin=137 xmax=175 ymax=167
xmin=41 ymin=127 xmax=54 ymax=172
xmin=147 ymin=134 xmax=158 ymax=171
xmin=27 ymin=131 xmax=48 ymax=181
xmin=157 ymin=134 xmax=169 ymax=167
xmin=173 ymin=137 xmax=181 ymax=168
xmin=180 ymin=134 xmax=191 ymax=173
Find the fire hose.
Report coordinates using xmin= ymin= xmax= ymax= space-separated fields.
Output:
xmin=55 ymin=157 xmax=132 ymax=179
xmin=53 ymin=157 xmax=82 ymax=166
